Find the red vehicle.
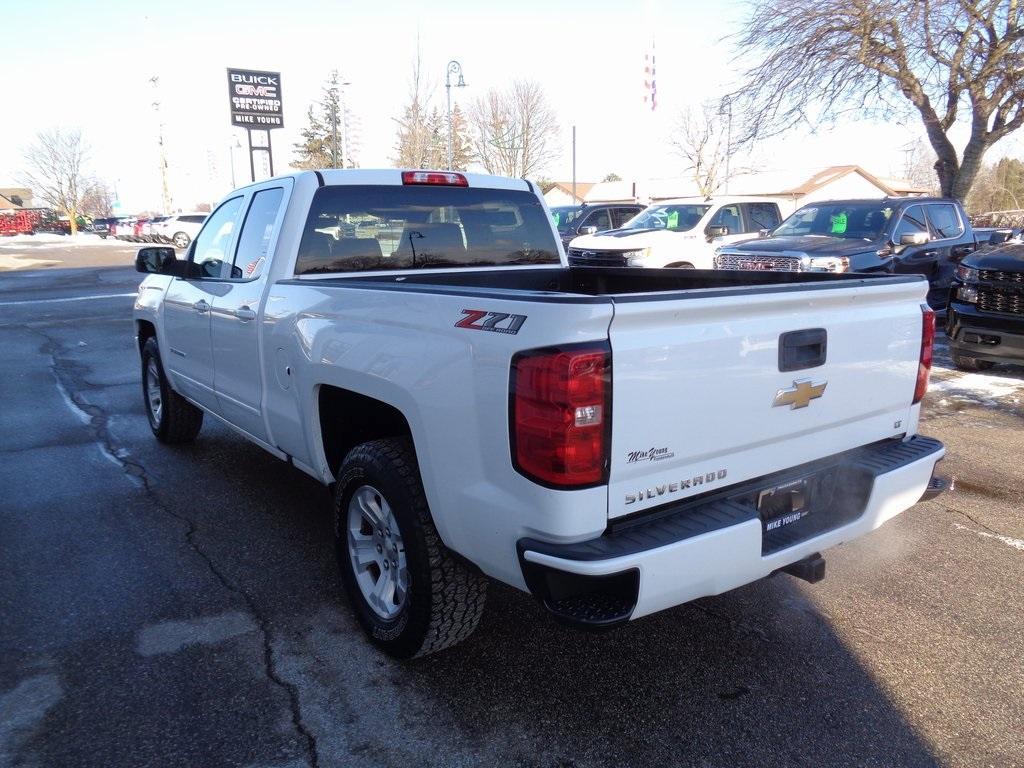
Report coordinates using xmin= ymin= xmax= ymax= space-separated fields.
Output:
xmin=0 ymin=210 xmax=36 ymax=236
xmin=133 ymin=218 xmax=151 ymax=242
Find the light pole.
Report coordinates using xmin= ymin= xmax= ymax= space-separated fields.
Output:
xmin=718 ymin=95 xmax=733 ymax=195
xmin=445 ymin=60 xmax=466 ymax=171
xmin=330 ymin=74 xmax=351 ymax=169
xmin=229 ymin=137 xmax=241 ymax=188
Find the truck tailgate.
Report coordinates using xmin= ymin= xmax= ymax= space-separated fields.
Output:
xmin=607 ymin=279 xmax=927 ymax=519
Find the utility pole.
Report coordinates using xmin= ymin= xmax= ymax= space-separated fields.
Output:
xmin=572 ymin=125 xmax=577 ymax=204
xmin=150 ymin=76 xmax=171 ymax=213
xmin=718 ymin=95 xmax=733 ymax=195
xmin=445 ymin=60 xmax=466 ymax=170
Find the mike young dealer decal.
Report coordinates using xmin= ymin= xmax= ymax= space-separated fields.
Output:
xmin=227 ymin=68 xmax=284 ymax=128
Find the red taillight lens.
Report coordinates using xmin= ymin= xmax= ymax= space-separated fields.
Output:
xmin=913 ymin=304 xmax=935 ymax=404
xmin=401 ymin=170 xmax=469 ymax=187
xmin=511 ymin=345 xmax=610 ymax=488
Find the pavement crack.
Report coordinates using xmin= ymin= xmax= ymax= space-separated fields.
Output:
xmin=946 ymin=506 xmax=1004 ymax=537
xmin=31 ymin=327 xmax=321 ymax=768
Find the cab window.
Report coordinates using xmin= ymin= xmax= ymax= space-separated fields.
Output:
xmin=925 ymin=204 xmax=964 ymax=239
xmin=191 ymin=197 xmax=244 ymax=279
xmin=232 ymin=188 xmax=284 ymax=280
xmin=893 ymin=205 xmax=929 ymax=242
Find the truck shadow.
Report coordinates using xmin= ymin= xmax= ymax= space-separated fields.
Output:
xmin=405 ymin=579 xmax=939 ymax=767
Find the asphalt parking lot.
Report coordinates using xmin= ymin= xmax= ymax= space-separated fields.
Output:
xmin=1 ymin=240 xmax=1022 ymax=768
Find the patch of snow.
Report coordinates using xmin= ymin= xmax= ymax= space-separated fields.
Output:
xmin=929 ymin=370 xmax=1024 ymax=402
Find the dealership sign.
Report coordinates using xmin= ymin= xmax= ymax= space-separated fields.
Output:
xmin=227 ymin=68 xmax=284 ymax=129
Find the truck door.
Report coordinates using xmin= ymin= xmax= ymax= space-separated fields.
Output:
xmin=210 ymin=184 xmax=289 ymax=442
xmin=161 ymin=196 xmax=244 ymax=411
xmin=706 ymin=204 xmax=752 ymax=248
xmin=923 ymin=202 xmax=969 ymax=307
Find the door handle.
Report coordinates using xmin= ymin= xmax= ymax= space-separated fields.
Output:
xmin=192 ymin=299 xmax=210 ymax=313
xmin=233 ymin=306 xmax=256 ymax=321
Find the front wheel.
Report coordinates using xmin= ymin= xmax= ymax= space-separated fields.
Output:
xmin=172 ymin=232 xmax=191 ymax=249
xmin=951 ymin=352 xmax=996 ymax=372
xmin=141 ymin=337 xmax=203 ymax=443
xmin=334 ymin=438 xmax=487 ymax=658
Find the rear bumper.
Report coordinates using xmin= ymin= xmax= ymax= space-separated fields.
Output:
xmin=947 ymin=301 xmax=1024 ymax=363
xmin=518 ymin=436 xmax=945 ymax=629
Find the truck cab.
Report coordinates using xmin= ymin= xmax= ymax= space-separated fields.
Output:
xmin=566 ymin=197 xmax=783 ymax=270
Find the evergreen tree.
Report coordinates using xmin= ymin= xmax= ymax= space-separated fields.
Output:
xmin=292 ymin=70 xmax=357 ymax=170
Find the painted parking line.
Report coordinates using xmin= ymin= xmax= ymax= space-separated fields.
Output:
xmin=0 ymin=292 xmax=136 ymax=307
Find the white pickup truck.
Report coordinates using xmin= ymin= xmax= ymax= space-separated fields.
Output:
xmin=133 ymin=169 xmax=945 ymax=658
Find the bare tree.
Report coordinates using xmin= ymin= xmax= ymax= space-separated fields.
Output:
xmin=20 ymin=128 xmax=88 ymax=235
xmin=80 ymin=179 xmax=115 ymax=218
xmin=902 ymin=139 xmax=942 ymax=193
xmin=469 ymin=80 xmax=559 ymax=178
xmin=669 ymin=102 xmax=730 ymax=196
xmin=731 ymin=0 xmax=1024 ymax=200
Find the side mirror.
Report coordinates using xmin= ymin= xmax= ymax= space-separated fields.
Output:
xmin=706 ymin=225 xmax=729 ymax=240
xmin=758 ymin=228 xmax=770 ymax=238
xmin=135 ymin=246 xmax=179 ymax=275
xmin=898 ymin=232 xmax=930 ymax=246
xmin=581 ymin=226 xmax=599 ymax=235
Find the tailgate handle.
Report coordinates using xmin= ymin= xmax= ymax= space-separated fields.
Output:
xmin=779 ymin=328 xmax=827 ymax=372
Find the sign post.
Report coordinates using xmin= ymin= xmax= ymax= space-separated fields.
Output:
xmin=226 ymin=68 xmax=284 ymax=183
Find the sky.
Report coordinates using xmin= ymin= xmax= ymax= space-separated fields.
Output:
xmin=3 ymin=0 xmax=1021 ymax=213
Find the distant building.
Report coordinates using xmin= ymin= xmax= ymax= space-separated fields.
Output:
xmin=0 ymin=188 xmax=33 ymax=211
xmin=542 ymin=181 xmax=594 ymax=207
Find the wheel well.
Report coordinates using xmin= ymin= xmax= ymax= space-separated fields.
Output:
xmin=136 ymin=320 xmax=156 ymax=354
xmin=665 ymin=262 xmax=695 ymax=269
xmin=318 ymin=386 xmax=413 ymax=473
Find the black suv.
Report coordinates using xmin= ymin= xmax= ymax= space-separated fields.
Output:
xmin=550 ymin=203 xmax=644 ymax=249
xmin=947 ymin=241 xmax=1024 ymax=370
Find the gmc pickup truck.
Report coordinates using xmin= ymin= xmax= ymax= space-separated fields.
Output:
xmin=714 ymin=197 xmax=978 ymax=308
xmin=133 ymin=169 xmax=945 ymax=658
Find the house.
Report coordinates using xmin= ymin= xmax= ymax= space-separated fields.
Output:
xmin=0 ymin=188 xmax=33 ymax=211
xmin=542 ymin=181 xmax=594 ymax=207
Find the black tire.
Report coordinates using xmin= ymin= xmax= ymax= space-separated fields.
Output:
xmin=665 ymin=262 xmax=695 ymax=269
xmin=334 ymin=438 xmax=487 ymax=658
xmin=141 ymin=337 xmax=203 ymax=443
xmin=951 ymin=352 xmax=996 ymax=372
xmin=172 ymin=232 xmax=190 ymax=250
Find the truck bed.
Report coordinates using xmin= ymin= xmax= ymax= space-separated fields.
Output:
xmin=286 ymin=266 xmax=923 ymax=301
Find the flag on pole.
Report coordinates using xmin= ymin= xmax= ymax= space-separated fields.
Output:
xmin=643 ymin=43 xmax=656 ymax=111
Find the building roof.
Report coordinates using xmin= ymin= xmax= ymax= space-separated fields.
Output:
xmin=0 ymin=188 xmax=31 ymax=211
xmin=545 ymin=181 xmax=593 ymax=202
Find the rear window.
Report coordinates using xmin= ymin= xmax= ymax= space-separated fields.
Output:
xmin=294 ymin=185 xmax=560 ymax=275
xmin=181 ymin=215 xmax=207 ymax=224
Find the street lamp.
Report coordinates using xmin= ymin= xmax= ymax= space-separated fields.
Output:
xmin=445 ymin=60 xmax=466 ymax=171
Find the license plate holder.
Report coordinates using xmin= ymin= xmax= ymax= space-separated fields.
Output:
xmin=757 ymin=479 xmax=811 ymax=532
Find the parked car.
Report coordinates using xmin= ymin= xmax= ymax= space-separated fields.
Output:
xmin=142 ymin=216 xmax=169 ymax=243
xmin=714 ymin=197 xmax=978 ymax=308
xmin=90 ymin=217 xmax=115 ymax=238
xmin=549 ymin=203 xmax=644 ymax=249
xmin=156 ymin=213 xmax=207 ymax=249
xmin=567 ymin=197 xmax=784 ymax=269
xmin=114 ymin=218 xmax=137 ymax=239
xmin=133 ymin=169 xmax=944 ymax=658
xmin=946 ymin=240 xmax=1024 ymax=370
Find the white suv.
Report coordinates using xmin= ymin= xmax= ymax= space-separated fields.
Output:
xmin=567 ymin=197 xmax=784 ymax=269
xmin=157 ymin=213 xmax=208 ymax=249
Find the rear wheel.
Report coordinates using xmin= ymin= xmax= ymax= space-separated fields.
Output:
xmin=141 ymin=337 xmax=203 ymax=443
xmin=334 ymin=438 xmax=487 ymax=658
xmin=951 ymin=352 xmax=996 ymax=372
xmin=172 ymin=232 xmax=191 ymax=249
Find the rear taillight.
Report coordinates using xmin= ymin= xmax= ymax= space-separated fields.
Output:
xmin=913 ymin=304 xmax=935 ymax=404
xmin=401 ymin=170 xmax=468 ymax=187
xmin=511 ymin=344 xmax=610 ymax=488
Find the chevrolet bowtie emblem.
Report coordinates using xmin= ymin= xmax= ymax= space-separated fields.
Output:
xmin=773 ymin=379 xmax=827 ymax=409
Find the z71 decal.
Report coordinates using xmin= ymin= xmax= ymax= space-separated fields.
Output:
xmin=455 ymin=309 xmax=527 ymax=335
